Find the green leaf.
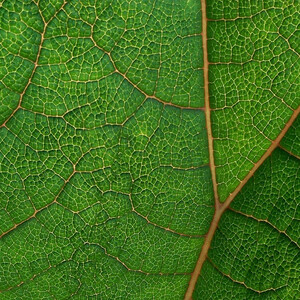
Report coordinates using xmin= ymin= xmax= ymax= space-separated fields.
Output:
xmin=0 ymin=0 xmax=299 ymax=299
xmin=194 ymin=147 xmax=300 ymax=299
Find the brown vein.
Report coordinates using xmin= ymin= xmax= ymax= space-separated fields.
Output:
xmin=208 ymin=258 xmax=288 ymax=294
xmin=90 ymin=35 xmax=204 ymax=111
xmin=229 ymin=207 xmax=299 ymax=248
xmin=0 ymin=167 xmax=76 ymax=239
xmin=278 ymin=144 xmax=300 ymax=160
xmin=184 ymin=0 xmax=219 ymax=296
xmin=222 ymin=106 xmax=300 ymax=208
xmin=0 ymin=1 xmax=68 ymax=128
xmin=197 ymin=0 xmax=219 ymax=206
xmin=87 ymin=243 xmax=191 ymax=276
xmin=185 ymin=106 xmax=300 ymax=299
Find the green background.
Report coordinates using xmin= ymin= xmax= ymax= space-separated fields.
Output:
xmin=0 ymin=0 xmax=299 ymax=299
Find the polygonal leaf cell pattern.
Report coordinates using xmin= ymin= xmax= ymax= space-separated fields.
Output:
xmin=0 ymin=0 xmax=299 ymax=299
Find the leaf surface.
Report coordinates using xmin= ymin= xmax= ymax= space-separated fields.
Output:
xmin=194 ymin=146 xmax=300 ymax=299
xmin=0 ymin=0 xmax=299 ymax=299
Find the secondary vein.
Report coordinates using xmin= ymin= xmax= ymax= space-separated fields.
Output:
xmin=184 ymin=0 xmax=300 ymax=296
xmin=185 ymin=106 xmax=300 ymax=299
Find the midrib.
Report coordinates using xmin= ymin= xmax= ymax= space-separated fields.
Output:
xmin=184 ymin=0 xmax=300 ymax=297
xmin=184 ymin=0 xmax=218 ymax=296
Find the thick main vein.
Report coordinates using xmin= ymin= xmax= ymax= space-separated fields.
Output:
xmin=184 ymin=0 xmax=300 ymax=296
xmin=184 ymin=0 xmax=218 ymax=297
xmin=200 ymin=0 xmax=219 ymax=206
xmin=185 ymin=105 xmax=300 ymax=299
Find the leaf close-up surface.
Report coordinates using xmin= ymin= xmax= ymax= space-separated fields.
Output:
xmin=0 ymin=0 xmax=299 ymax=299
